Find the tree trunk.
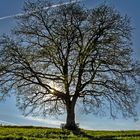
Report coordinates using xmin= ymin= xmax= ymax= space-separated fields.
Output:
xmin=65 ymin=102 xmax=77 ymax=130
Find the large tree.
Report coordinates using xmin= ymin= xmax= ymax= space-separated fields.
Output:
xmin=0 ymin=0 xmax=140 ymax=130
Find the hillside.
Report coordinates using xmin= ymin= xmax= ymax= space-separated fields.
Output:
xmin=0 ymin=126 xmax=140 ymax=140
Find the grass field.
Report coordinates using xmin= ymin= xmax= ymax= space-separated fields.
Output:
xmin=0 ymin=126 xmax=140 ymax=140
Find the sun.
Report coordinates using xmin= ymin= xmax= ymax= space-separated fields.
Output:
xmin=50 ymin=89 xmax=55 ymax=93
xmin=48 ymin=81 xmax=63 ymax=93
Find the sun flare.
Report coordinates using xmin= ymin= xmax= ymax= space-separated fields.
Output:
xmin=48 ymin=81 xmax=62 ymax=93
xmin=50 ymin=89 xmax=55 ymax=93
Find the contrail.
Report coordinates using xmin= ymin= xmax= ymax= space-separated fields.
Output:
xmin=0 ymin=0 xmax=83 ymax=21
xmin=0 ymin=14 xmax=23 ymax=20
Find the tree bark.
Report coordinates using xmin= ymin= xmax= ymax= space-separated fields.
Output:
xmin=65 ymin=102 xmax=77 ymax=130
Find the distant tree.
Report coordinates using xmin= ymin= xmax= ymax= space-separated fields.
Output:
xmin=0 ymin=0 xmax=140 ymax=130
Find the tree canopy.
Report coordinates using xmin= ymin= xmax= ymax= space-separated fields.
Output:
xmin=0 ymin=0 xmax=140 ymax=130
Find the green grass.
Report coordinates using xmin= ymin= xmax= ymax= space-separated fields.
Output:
xmin=0 ymin=126 xmax=140 ymax=140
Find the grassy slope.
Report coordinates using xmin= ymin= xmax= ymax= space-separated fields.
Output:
xmin=0 ymin=126 xmax=140 ymax=140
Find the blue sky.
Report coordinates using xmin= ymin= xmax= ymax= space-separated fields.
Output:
xmin=0 ymin=0 xmax=140 ymax=130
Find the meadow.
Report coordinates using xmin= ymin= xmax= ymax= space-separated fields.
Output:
xmin=0 ymin=126 xmax=140 ymax=140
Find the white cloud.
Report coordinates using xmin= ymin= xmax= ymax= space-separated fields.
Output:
xmin=0 ymin=119 xmax=17 ymax=125
xmin=21 ymin=116 xmax=64 ymax=127
xmin=80 ymin=118 xmax=140 ymax=130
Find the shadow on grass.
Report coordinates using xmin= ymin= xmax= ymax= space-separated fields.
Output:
xmin=71 ymin=129 xmax=117 ymax=140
